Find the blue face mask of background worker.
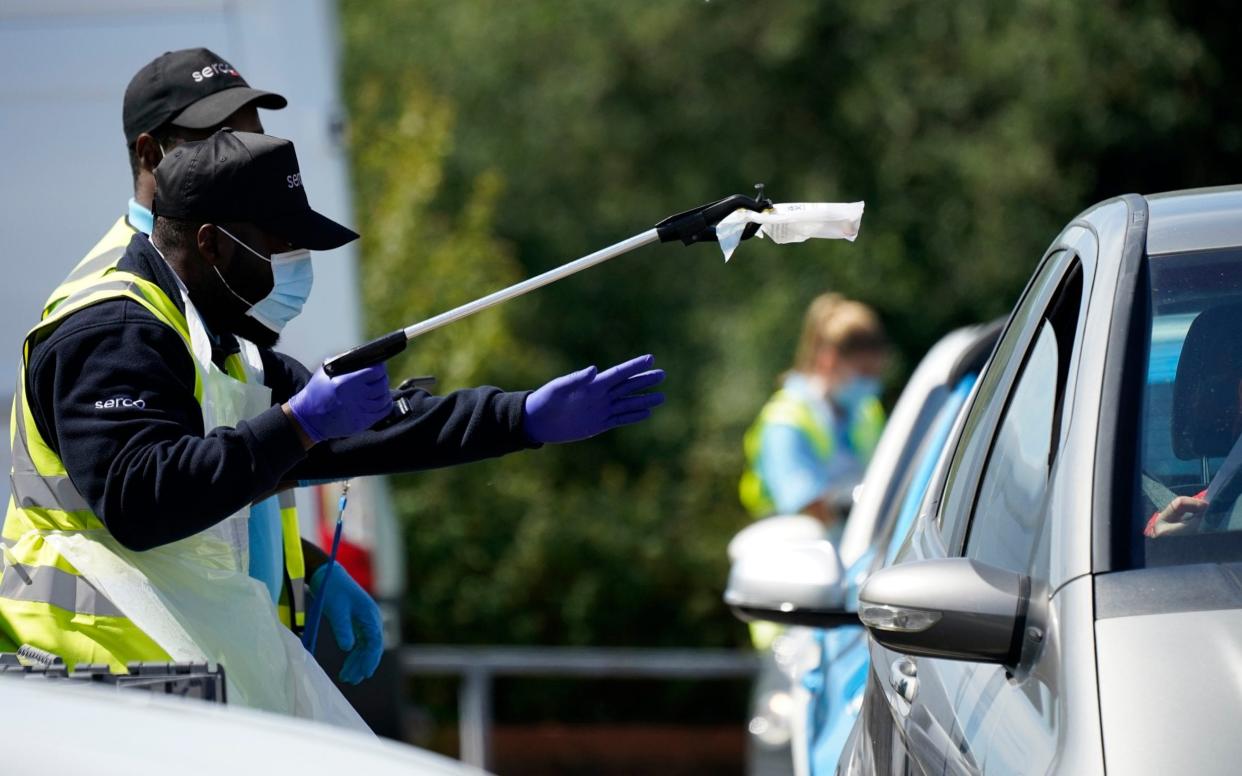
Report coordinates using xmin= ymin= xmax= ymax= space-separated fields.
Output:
xmin=215 ymin=226 xmax=314 ymax=333
xmin=832 ymin=375 xmax=882 ymax=418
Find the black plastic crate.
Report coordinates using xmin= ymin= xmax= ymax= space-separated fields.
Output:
xmin=0 ymin=645 xmax=226 ymax=703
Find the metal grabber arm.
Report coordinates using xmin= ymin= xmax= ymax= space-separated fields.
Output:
xmin=321 ymin=185 xmax=773 ymax=378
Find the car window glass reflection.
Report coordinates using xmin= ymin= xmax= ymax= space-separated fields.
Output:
xmin=967 ymin=323 xmax=1058 ymax=573
xmin=938 ymin=253 xmax=1066 ymax=545
xmin=1139 ymin=249 xmax=1242 ymax=563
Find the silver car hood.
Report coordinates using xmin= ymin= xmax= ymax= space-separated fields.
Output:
xmin=1096 ymin=607 xmax=1242 ymax=775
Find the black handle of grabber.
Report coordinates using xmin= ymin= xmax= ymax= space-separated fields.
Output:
xmin=322 ymin=330 xmax=408 ymax=377
xmin=654 ymin=188 xmax=773 ymax=246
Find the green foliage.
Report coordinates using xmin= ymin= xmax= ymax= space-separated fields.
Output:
xmin=339 ymin=0 xmax=1219 ymax=685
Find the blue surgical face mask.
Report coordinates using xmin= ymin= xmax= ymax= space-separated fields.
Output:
xmin=832 ymin=375 xmax=882 ymax=417
xmin=215 ymin=227 xmax=314 ymax=334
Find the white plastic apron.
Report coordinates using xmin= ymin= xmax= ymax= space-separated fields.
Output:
xmin=43 ymin=293 xmax=368 ymax=732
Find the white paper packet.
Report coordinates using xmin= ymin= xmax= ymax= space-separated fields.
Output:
xmin=715 ymin=201 xmax=865 ymax=261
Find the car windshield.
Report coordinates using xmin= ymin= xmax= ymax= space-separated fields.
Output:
xmin=1134 ymin=246 xmax=1242 ymax=567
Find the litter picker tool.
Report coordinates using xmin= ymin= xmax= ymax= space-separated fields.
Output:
xmin=324 ymin=186 xmax=863 ymax=376
xmin=321 ymin=185 xmax=836 ymax=378
xmin=303 ymin=188 xmax=864 ymax=652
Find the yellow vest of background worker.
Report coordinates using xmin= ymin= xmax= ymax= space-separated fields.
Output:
xmin=738 ymin=388 xmax=885 ymax=519
xmin=0 ymin=260 xmax=353 ymax=724
xmin=50 ymin=217 xmax=136 ymax=306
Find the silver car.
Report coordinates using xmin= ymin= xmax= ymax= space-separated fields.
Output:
xmin=834 ymin=186 xmax=1242 ymax=774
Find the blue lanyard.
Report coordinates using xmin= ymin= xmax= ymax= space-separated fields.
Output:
xmin=301 ymin=481 xmax=349 ymax=652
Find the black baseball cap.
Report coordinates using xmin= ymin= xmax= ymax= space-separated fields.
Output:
xmin=123 ymin=48 xmax=287 ymax=144
xmin=153 ymin=130 xmax=358 ymax=251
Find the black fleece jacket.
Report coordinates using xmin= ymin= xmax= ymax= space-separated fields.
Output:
xmin=24 ymin=233 xmax=534 ymax=550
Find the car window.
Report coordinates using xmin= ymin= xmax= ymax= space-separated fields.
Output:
xmin=965 ymin=323 xmax=1059 ymax=573
xmin=937 ymin=252 xmax=1070 ymax=546
xmin=1132 ymin=247 xmax=1242 ymax=567
xmin=963 ymin=261 xmax=1083 ymax=576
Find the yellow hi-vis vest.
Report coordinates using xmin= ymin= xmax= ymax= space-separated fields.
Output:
xmin=738 ymin=388 xmax=885 ymax=518
xmin=0 ymin=252 xmax=305 ymax=666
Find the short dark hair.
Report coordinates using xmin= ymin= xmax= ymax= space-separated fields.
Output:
xmin=127 ymin=123 xmax=192 ymax=188
xmin=151 ymin=215 xmax=199 ymax=254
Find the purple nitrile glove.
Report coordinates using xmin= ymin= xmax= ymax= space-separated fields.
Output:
xmin=523 ymin=354 xmax=666 ymax=444
xmin=288 ymin=364 xmax=393 ymax=443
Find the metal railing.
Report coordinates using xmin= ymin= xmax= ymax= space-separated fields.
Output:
xmin=400 ymin=645 xmax=759 ymax=770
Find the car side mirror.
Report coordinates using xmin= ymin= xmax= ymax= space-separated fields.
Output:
xmin=857 ymin=558 xmax=1028 ymax=664
xmin=724 ymin=540 xmax=859 ymax=628
xmin=727 ymin=514 xmax=826 ymax=562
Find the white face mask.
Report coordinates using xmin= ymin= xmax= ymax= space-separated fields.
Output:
xmin=215 ymin=227 xmax=314 ymax=333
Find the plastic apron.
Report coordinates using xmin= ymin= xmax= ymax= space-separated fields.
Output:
xmin=40 ymin=293 xmax=368 ymax=732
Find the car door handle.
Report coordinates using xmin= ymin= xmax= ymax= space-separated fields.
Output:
xmin=889 ymin=657 xmax=919 ymax=705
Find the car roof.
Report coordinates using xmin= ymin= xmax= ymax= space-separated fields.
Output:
xmin=1144 ymin=185 xmax=1242 ymax=256
xmin=3 ymin=679 xmax=487 ymax=776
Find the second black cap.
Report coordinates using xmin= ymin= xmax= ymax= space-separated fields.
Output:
xmin=153 ymin=130 xmax=358 ymax=251
xmin=123 ymin=48 xmax=287 ymax=144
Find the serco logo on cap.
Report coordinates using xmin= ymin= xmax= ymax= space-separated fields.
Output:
xmin=191 ymin=61 xmax=241 ymax=83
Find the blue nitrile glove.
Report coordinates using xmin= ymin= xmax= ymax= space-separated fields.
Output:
xmin=523 ymin=354 xmax=666 ymax=444
xmin=288 ymin=364 xmax=393 ymax=443
xmin=308 ymin=564 xmax=384 ymax=685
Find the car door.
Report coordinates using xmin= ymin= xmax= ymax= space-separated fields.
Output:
xmin=856 ymin=247 xmax=1086 ymax=775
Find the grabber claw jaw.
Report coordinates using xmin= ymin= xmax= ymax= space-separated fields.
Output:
xmin=654 ymin=184 xmax=774 ymax=245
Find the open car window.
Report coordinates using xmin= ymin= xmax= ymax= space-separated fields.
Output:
xmin=1135 ymin=246 xmax=1242 ymax=567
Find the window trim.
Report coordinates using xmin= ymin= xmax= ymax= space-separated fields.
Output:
xmin=1092 ymin=195 xmax=1151 ymax=573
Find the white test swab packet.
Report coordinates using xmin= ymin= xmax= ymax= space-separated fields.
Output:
xmin=715 ymin=201 xmax=866 ymax=261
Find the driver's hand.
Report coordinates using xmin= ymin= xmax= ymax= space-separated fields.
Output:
xmin=1147 ymin=495 xmax=1209 ymax=538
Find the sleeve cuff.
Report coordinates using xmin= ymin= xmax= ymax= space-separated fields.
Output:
xmin=242 ymin=405 xmax=309 ymax=480
xmin=508 ymin=389 xmax=543 ymax=449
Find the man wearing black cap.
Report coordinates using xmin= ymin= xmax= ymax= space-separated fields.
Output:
xmin=0 ymin=129 xmax=665 ymax=722
xmin=64 ymin=47 xmax=286 ymax=286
